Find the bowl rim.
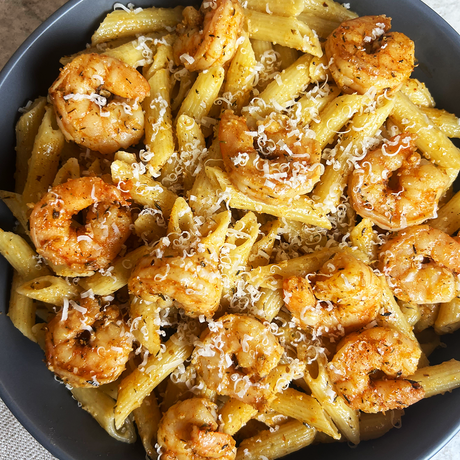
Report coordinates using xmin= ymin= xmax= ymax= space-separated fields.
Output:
xmin=0 ymin=4 xmax=88 ymax=458
xmin=1 ymin=0 xmax=460 ymax=459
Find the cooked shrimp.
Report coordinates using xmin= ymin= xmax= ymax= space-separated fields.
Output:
xmin=49 ymin=53 xmax=150 ymax=155
xmin=283 ymin=252 xmax=382 ymax=333
xmin=219 ymin=110 xmax=322 ymax=203
xmin=30 ymin=177 xmax=131 ymax=277
xmin=129 ymin=248 xmax=222 ymax=318
xmin=45 ymin=296 xmax=132 ymax=388
xmin=157 ymin=398 xmax=236 ymax=460
xmin=192 ymin=314 xmax=283 ymax=408
xmin=173 ymin=0 xmax=243 ymax=72
xmin=379 ymin=225 xmax=460 ymax=304
xmin=349 ymin=133 xmax=448 ymax=231
xmin=328 ymin=326 xmax=424 ymax=413
xmin=325 ymin=15 xmax=414 ymax=94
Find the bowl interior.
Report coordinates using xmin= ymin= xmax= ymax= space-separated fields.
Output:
xmin=0 ymin=0 xmax=459 ymax=459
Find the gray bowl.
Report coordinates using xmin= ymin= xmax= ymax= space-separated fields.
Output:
xmin=0 ymin=0 xmax=459 ymax=459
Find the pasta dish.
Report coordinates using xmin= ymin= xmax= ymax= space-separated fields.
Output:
xmin=1 ymin=0 xmax=460 ymax=458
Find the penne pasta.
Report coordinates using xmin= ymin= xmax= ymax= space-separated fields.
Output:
xmin=313 ymin=97 xmax=395 ymax=212
xmin=400 ymin=78 xmax=435 ymax=108
xmin=205 ymin=166 xmax=331 ymax=228
xmin=176 ymin=114 xmax=207 ymax=191
xmin=410 ymin=360 xmax=460 ymax=398
xmin=52 ymin=157 xmax=80 ymax=186
xmin=236 ymin=420 xmax=316 ymax=460
xmin=360 ymin=410 xmax=404 ymax=441
xmin=219 ymin=398 xmax=258 ymax=436
xmin=0 ymin=229 xmax=49 ymax=281
xmin=303 ymin=0 xmax=358 ymax=22
xmin=430 ymin=190 xmax=460 ymax=235
xmin=17 ymin=275 xmax=81 ymax=307
xmin=79 ymin=245 xmax=150 ymax=296
xmin=248 ymin=247 xmax=340 ymax=289
xmin=310 ymin=94 xmax=366 ymax=149
xmin=71 ymin=387 xmax=137 ymax=443
xmin=304 ymin=354 xmax=360 ymax=444
xmin=115 ymin=333 xmax=194 ymax=429
xmin=377 ymin=276 xmax=416 ymax=341
xmin=22 ymin=106 xmax=65 ymax=205
xmin=132 ymin=392 xmax=162 ymax=458
xmin=251 ymin=53 xmax=312 ymax=117
xmin=273 ymin=44 xmax=299 ymax=70
xmin=144 ymin=68 xmax=175 ymax=175
xmin=111 ymin=159 xmax=177 ymax=216
xmin=297 ymin=12 xmax=340 ymax=39
xmin=14 ymin=97 xmax=47 ymax=194
xmin=269 ymin=387 xmax=340 ymax=439
xmin=243 ymin=0 xmax=304 ymax=17
xmin=130 ymin=296 xmax=162 ymax=355
xmin=8 ymin=272 xmax=36 ymax=342
xmin=177 ymin=65 xmax=225 ymax=122
xmin=91 ymin=6 xmax=183 ymax=45
xmin=0 ymin=191 xmax=29 ymax=235
xmin=245 ymin=10 xmax=322 ymax=56
xmin=223 ymin=35 xmax=257 ymax=113
xmin=420 ymin=107 xmax=460 ymax=138
xmin=390 ymin=92 xmax=460 ymax=169
xmin=435 ymin=297 xmax=460 ymax=335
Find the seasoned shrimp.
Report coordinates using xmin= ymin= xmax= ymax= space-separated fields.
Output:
xmin=328 ymin=326 xmax=424 ymax=413
xmin=219 ymin=110 xmax=322 ymax=203
xmin=30 ymin=177 xmax=132 ymax=277
xmin=173 ymin=0 xmax=243 ymax=72
xmin=49 ymin=53 xmax=150 ymax=155
xmin=157 ymin=398 xmax=236 ymax=460
xmin=129 ymin=248 xmax=222 ymax=318
xmin=325 ymin=15 xmax=414 ymax=94
xmin=283 ymin=252 xmax=382 ymax=333
xmin=192 ymin=314 xmax=283 ymax=408
xmin=45 ymin=296 xmax=132 ymax=388
xmin=379 ymin=225 xmax=460 ymax=304
xmin=349 ymin=133 xmax=448 ymax=231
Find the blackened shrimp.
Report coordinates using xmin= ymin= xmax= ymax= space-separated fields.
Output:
xmin=157 ymin=398 xmax=236 ymax=460
xmin=49 ymin=53 xmax=150 ymax=154
xmin=192 ymin=314 xmax=283 ymax=408
xmin=379 ymin=225 xmax=460 ymax=304
xmin=349 ymin=133 xmax=448 ymax=231
xmin=173 ymin=0 xmax=243 ymax=72
xmin=29 ymin=177 xmax=132 ymax=277
xmin=129 ymin=249 xmax=223 ymax=318
xmin=328 ymin=326 xmax=424 ymax=413
xmin=283 ymin=252 xmax=382 ymax=333
xmin=325 ymin=15 xmax=414 ymax=94
xmin=219 ymin=110 xmax=322 ymax=203
xmin=45 ymin=296 xmax=132 ymax=388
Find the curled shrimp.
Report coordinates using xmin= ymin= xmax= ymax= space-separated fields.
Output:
xmin=157 ymin=397 xmax=236 ymax=460
xmin=328 ymin=326 xmax=424 ymax=413
xmin=129 ymin=248 xmax=222 ymax=318
xmin=219 ymin=110 xmax=322 ymax=203
xmin=283 ymin=252 xmax=382 ymax=333
xmin=349 ymin=133 xmax=448 ymax=231
xmin=379 ymin=225 xmax=460 ymax=304
xmin=49 ymin=53 xmax=150 ymax=154
xmin=192 ymin=314 xmax=283 ymax=408
xmin=173 ymin=0 xmax=243 ymax=72
xmin=45 ymin=296 xmax=132 ymax=388
xmin=30 ymin=177 xmax=132 ymax=277
xmin=325 ymin=15 xmax=414 ymax=94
